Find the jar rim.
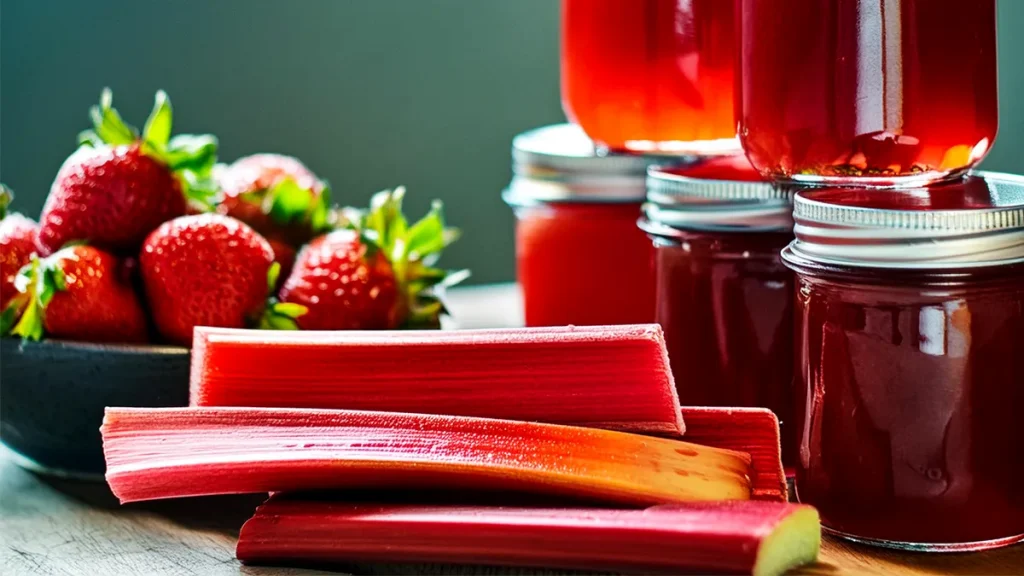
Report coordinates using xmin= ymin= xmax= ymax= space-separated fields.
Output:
xmin=788 ymin=171 xmax=1024 ymax=269
xmin=507 ymin=124 xmax=697 ymax=204
xmin=644 ymin=155 xmax=792 ymax=231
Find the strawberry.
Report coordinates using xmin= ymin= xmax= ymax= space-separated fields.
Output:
xmin=37 ymin=89 xmax=219 ymax=255
xmin=139 ymin=214 xmax=305 ymax=346
xmin=2 ymin=245 xmax=148 ymax=343
xmin=279 ymin=187 xmax=467 ymax=330
xmin=215 ymin=153 xmax=331 ymax=281
xmin=0 ymin=185 xmax=40 ymax=310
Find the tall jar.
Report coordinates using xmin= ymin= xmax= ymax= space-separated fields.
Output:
xmin=505 ymin=125 xmax=674 ymax=327
xmin=784 ymin=173 xmax=1024 ymax=550
xmin=737 ymin=0 xmax=998 ymax=187
xmin=561 ymin=0 xmax=738 ymax=154
xmin=640 ymin=155 xmax=797 ymax=466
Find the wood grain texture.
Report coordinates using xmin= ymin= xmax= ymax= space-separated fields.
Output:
xmin=2 ymin=453 xmax=1021 ymax=576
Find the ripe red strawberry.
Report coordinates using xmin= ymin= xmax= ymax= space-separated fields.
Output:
xmin=215 ymin=153 xmax=331 ymax=282
xmin=139 ymin=214 xmax=304 ymax=346
xmin=2 ymin=245 xmax=148 ymax=343
xmin=37 ymin=89 xmax=218 ymax=255
xmin=0 ymin=185 xmax=40 ymax=310
xmin=279 ymin=187 xmax=467 ymax=330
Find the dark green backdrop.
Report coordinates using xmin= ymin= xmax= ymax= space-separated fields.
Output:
xmin=2 ymin=0 xmax=1021 ymax=283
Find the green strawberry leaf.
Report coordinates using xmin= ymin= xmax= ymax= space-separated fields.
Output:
xmin=166 ymin=134 xmax=219 ymax=174
xmin=404 ymin=200 xmax=446 ymax=259
xmin=89 ymin=88 xmax=138 ymax=146
xmin=0 ymin=295 xmax=26 ymax=335
xmin=309 ymin=182 xmax=332 ymax=233
xmin=0 ymin=184 xmax=12 ymax=220
xmin=177 ymin=172 xmax=218 ymax=212
xmin=271 ymin=302 xmax=307 ymax=319
xmin=142 ymin=90 xmax=173 ymax=154
xmin=256 ymin=300 xmax=307 ymax=331
xmin=266 ymin=177 xmax=314 ymax=225
xmin=266 ymin=262 xmax=282 ymax=295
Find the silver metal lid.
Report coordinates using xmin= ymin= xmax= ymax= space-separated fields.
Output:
xmin=504 ymin=124 xmax=695 ymax=205
xmin=785 ymin=171 xmax=1024 ymax=269
xmin=643 ymin=155 xmax=793 ymax=232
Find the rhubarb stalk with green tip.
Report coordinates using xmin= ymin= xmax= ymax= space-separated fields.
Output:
xmin=279 ymin=187 xmax=467 ymax=330
xmin=37 ymin=89 xmax=219 ymax=254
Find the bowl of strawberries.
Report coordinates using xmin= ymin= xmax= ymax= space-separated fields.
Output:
xmin=0 ymin=90 xmax=465 ymax=478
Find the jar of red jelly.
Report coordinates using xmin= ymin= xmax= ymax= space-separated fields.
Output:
xmin=561 ymin=0 xmax=738 ymax=154
xmin=639 ymin=155 xmax=797 ymax=466
xmin=737 ymin=0 xmax=998 ymax=187
xmin=784 ymin=172 xmax=1024 ymax=551
xmin=505 ymin=124 xmax=676 ymax=327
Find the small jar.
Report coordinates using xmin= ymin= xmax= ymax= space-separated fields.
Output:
xmin=505 ymin=124 xmax=674 ymax=327
xmin=640 ymin=155 xmax=797 ymax=466
xmin=784 ymin=173 xmax=1024 ymax=551
xmin=561 ymin=0 xmax=738 ymax=154
xmin=737 ymin=0 xmax=998 ymax=187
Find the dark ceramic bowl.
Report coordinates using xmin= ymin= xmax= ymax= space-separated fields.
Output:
xmin=0 ymin=338 xmax=190 ymax=479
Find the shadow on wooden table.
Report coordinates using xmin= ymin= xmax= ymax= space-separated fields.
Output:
xmin=28 ymin=472 xmax=1024 ymax=576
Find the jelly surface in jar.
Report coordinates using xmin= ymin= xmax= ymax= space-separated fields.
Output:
xmin=562 ymin=0 xmax=737 ymax=153
xmin=737 ymin=0 xmax=998 ymax=186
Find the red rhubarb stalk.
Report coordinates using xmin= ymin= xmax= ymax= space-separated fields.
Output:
xmin=189 ymin=324 xmax=683 ymax=434
xmin=236 ymin=497 xmax=821 ymax=576
xmin=681 ymin=407 xmax=788 ymax=502
xmin=101 ymin=407 xmax=750 ymax=504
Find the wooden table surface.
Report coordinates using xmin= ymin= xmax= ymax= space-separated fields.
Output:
xmin=2 ymin=284 xmax=1022 ymax=576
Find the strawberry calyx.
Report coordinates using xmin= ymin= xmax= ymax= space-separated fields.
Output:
xmin=355 ymin=187 xmax=467 ymax=329
xmin=78 ymin=89 xmax=219 ymax=211
xmin=245 ymin=176 xmax=334 ymax=235
xmin=0 ymin=253 xmax=69 ymax=341
xmin=255 ymin=262 xmax=307 ymax=330
xmin=0 ymin=183 xmax=12 ymax=220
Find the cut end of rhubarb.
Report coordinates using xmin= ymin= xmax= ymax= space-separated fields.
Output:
xmin=755 ymin=505 xmax=821 ymax=576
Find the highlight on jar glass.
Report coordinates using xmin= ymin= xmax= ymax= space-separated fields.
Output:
xmin=639 ymin=155 xmax=797 ymax=468
xmin=504 ymin=124 xmax=671 ymax=327
xmin=736 ymin=0 xmax=998 ymax=187
xmin=561 ymin=0 xmax=739 ymax=154
xmin=783 ymin=172 xmax=1024 ymax=551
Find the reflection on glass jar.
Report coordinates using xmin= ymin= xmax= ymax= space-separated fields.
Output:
xmin=784 ymin=173 xmax=1024 ymax=550
xmin=737 ymin=0 xmax=998 ymax=187
xmin=562 ymin=0 xmax=738 ymax=154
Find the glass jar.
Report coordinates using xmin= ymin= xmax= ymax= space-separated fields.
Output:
xmin=505 ymin=125 xmax=675 ymax=327
xmin=640 ymin=155 xmax=797 ymax=466
xmin=783 ymin=173 xmax=1024 ymax=551
xmin=561 ymin=0 xmax=738 ymax=154
xmin=737 ymin=0 xmax=998 ymax=187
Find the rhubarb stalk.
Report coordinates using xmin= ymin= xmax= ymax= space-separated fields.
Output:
xmin=681 ymin=407 xmax=788 ymax=501
xmin=102 ymin=407 xmax=750 ymax=504
xmin=236 ymin=497 xmax=821 ymax=576
xmin=189 ymin=325 xmax=683 ymax=434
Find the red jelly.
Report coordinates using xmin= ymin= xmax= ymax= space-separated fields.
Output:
xmin=737 ymin=0 xmax=998 ymax=186
xmin=784 ymin=173 xmax=1024 ymax=550
xmin=641 ymin=156 xmax=797 ymax=466
xmin=506 ymin=125 xmax=663 ymax=327
xmin=561 ymin=0 xmax=738 ymax=153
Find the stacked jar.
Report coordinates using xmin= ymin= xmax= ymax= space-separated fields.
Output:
xmin=735 ymin=0 xmax=1024 ymax=551
xmin=507 ymin=0 xmax=743 ymax=327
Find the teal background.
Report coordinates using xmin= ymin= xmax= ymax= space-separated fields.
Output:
xmin=2 ymin=0 xmax=1021 ymax=283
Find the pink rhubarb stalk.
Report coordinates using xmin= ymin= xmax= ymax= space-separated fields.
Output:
xmin=189 ymin=324 xmax=683 ymax=434
xmin=236 ymin=497 xmax=821 ymax=576
xmin=101 ymin=407 xmax=750 ymax=504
